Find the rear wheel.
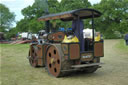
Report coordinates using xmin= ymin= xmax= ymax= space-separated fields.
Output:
xmin=28 ymin=46 xmax=38 ymax=67
xmin=84 ymin=66 xmax=98 ymax=73
xmin=84 ymin=57 xmax=100 ymax=73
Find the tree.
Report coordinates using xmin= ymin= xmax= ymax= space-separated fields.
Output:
xmin=92 ymin=0 xmax=128 ymax=38
xmin=17 ymin=0 xmax=60 ymax=33
xmin=16 ymin=0 xmax=91 ymax=33
xmin=16 ymin=19 xmax=29 ymax=32
xmin=5 ymin=27 xmax=19 ymax=39
xmin=0 ymin=3 xmax=15 ymax=32
xmin=60 ymin=0 xmax=91 ymax=11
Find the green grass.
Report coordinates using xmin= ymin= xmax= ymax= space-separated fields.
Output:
xmin=1 ymin=40 xmax=128 ymax=85
xmin=1 ymin=44 xmax=97 ymax=85
xmin=0 ymin=44 xmax=30 ymax=85
xmin=116 ymin=39 xmax=128 ymax=53
xmin=0 ymin=44 xmax=56 ymax=85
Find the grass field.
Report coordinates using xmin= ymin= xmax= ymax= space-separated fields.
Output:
xmin=0 ymin=39 xmax=128 ymax=85
xmin=116 ymin=39 xmax=128 ymax=53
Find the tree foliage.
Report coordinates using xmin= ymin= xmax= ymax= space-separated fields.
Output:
xmin=0 ymin=3 xmax=15 ymax=32
xmin=93 ymin=0 xmax=128 ymax=38
xmin=60 ymin=0 xmax=91 ymax=11
xmin=14 ymin=0 xmax=128 ymax=39
xmin=15 ymin=0 xmax=91 ymax=33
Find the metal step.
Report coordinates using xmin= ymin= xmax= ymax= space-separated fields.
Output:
xmin=71 ymin=63 xmax=103 ymax=68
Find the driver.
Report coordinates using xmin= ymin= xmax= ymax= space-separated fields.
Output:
xmin=72 ymin=19 xmax=84 ymax=52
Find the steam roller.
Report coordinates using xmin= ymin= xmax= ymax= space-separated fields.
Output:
xmin=27 ymin=8 xmax=104 ymax=77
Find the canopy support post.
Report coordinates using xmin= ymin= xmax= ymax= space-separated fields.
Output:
xmin=45 ymin=20 xmax=50 ymax=33
xmin=92 ymin=12 xmax=95 ymax=56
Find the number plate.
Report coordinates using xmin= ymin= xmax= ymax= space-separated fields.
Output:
xmin=82 ymin=55 xmax=92 ymax=58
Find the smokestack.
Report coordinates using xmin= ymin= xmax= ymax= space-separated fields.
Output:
xmin=35 ymin=0 xmax=50 ymax=33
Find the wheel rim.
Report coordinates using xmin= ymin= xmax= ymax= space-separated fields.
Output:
xmin=46 ymin=45 xmax=61 ymax=77
xmin=29 ymin=47 xmax=38 ymax=67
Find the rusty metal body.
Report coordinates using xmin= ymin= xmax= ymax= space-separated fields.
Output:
xmin=28 ymin=32 xmax=104 ymax=77
xmin=27 ymin=8 xmax=104 ymax=77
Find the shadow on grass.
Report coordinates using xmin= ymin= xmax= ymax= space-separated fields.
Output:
xmin=58 ymin=69 xmax=106 ymax=78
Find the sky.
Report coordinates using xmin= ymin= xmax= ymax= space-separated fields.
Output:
xmin=0 ymin=0 xmax=101 ymax=27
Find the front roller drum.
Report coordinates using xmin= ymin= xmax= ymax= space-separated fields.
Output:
xmin=46 ymin=45 xmax=71 ymax=77
xmin=82 ymin=58 xmax=100 ymax=73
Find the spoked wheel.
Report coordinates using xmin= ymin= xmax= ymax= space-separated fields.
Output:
xmin=28 ymin=46 xmax=38 ymax=67
xmin=46 ymin=45 xmax=62 ymax=77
